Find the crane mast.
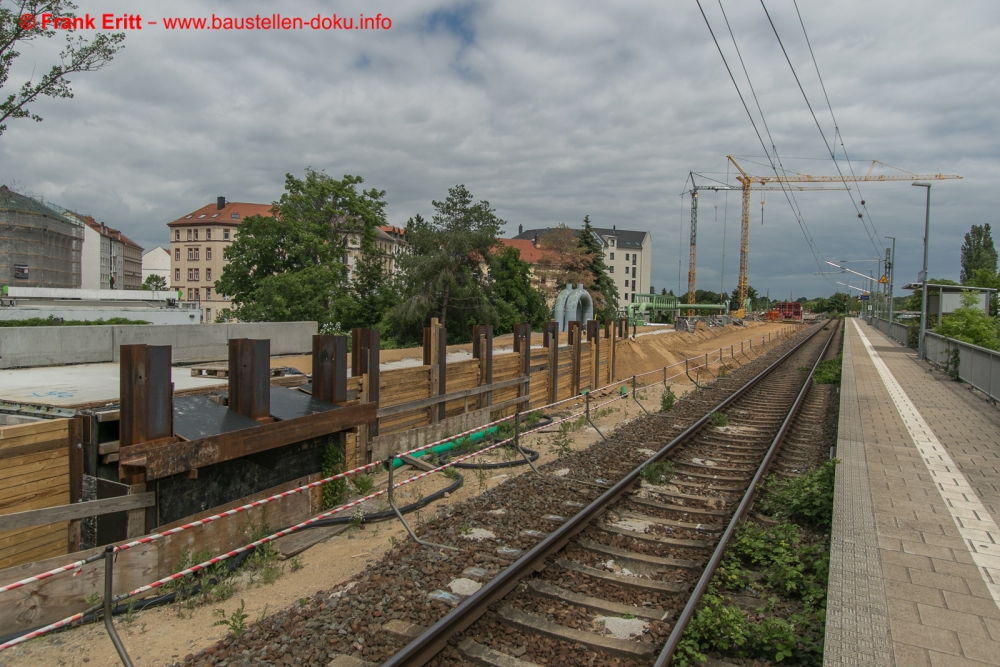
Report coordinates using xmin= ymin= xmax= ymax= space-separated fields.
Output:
xmin=725 ymin=155 xmax=962 ymax=319
xmin=687 ymin=191 xmax=698 ymax=315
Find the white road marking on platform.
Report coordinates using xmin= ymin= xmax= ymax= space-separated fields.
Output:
xmin=853 ymin=319 xmax=1000 ymax=608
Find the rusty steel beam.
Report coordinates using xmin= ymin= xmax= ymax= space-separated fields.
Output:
xmin=228 ymin=338 xmax=270 ymax=420
xmin=312 ymin=334 xmax=347 ymax=404
xmin=120 ymin=401 xmax=377 ymax=480
xmin=472 ymin=325 xmax=493 ymax=408
xmin=120 ymin=344 xmax=173 ymax=449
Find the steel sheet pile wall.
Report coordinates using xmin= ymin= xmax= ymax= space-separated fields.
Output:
xmin=0 ymin=420 xmax=74 ymax=569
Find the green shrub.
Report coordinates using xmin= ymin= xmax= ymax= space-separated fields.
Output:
xmin=320 ymin=437 xmax=349 ymax=510
xmin=812 ymin=357 xmax=842 ymax=385
xmin=661 ymin=386 xmax=676 ymax=411
xmin=710 ymin=412 xmax=729 ymax=427
xmin=0 ymin=316 xmax=151 ymax=327
xmin=641 ymin=461 xmax=675 ymax=485
xmin=351 ymin=473 xmax=375 ymax=496
xmin=757 ymin=460 xmax=838 ymax=530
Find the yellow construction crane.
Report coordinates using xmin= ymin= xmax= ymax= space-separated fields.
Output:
xmin=726 ymin=156 xmax=963 ymax=318
xmin=683 ymin=175 xmax=847 ymax=317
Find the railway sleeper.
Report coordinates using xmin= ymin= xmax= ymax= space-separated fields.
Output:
xmin=597 ymin=522 xmax=715 ymax=549
xmin=575 ymin=538 xmax=702 ymax=570
xmin=555 ymin=558 xmax=687 ymax=593
xmin=626 ymin=495 xmax=728 ymax=517
xmin=457 ymin=637 xmax=542 ymax=667
xmin=617 ymin=509 xmax=724 ymax=533
xmin=494 ymin=606 xmax=657 ymax=659
xmin=525 ymin=579 xmax=669 ymax=622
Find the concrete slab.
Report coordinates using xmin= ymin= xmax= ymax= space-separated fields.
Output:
xmin=0 ymin=362 xmax=225 ymax=406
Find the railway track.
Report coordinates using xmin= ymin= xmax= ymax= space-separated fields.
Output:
xmin=381 ymin=319 xmax=840 ymax=667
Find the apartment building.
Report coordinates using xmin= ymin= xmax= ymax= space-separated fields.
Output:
xmin=512 ymin=224 xmax=652 ymax=305
xmin=167 ymin=197 xmax=273 ymax=323
xmin=142 ymin=246 xmax=171 ymax=285
xmin=341 ymin=225 xmax=407 ymax=282
xmin=78 ymin=216 xmax=143 ymax=290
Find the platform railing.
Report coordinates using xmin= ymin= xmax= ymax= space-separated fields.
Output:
xmin=871 ymin=317 xmax=910 ymax=346
xmin=924 ymin=332 xmax=1000 ymax=404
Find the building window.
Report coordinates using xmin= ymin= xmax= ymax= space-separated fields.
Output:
xmin=231 ymin=213 xmax=240 ymax=219
xmin=194 ymin=229 xmax=199 ymax=241
xmin=624 ymin=292 xmax=628 ymax=301
xmin=188 ymin=269 xmax=193 ymax=280
xmin=175 ymin=230 xmax=180 ymax=241
xmin=194 ymin=269 xmax=200 ymax=281
xmin=625 ymin=253 xmax=629 ymax=260
xmin=632 ymin=256 xmax=637 ymax=265
xmin=195 ymin=288 xmax=200 ymax=300
xmin=187 ymin=248 xmax=193 ymax=260
xmin=206 ymin=268 xmax=212 ymax=280
xmin=608 ymin=266 xmax=614 ymax=273
xmin=206 ymin=307 xmax=212 ymax=321
xmin=610 ymin=239 xmax=615 ymax=247
xmin=624 ymin=279 xmax=628 ymax=288
xmin=175 ymin=248 xmax=180 ymax=261
xmin=206 ymin=247 xmax=212 ymax=260
xmin=205 ymin=287 xmax=211 ymax=300
xmin=609 ymin=252 xmax=614 ymax=260
xmin=187 ymin=288 xmax=193 ymax=300
xmin=223 ymin=229 xmax=230 ymax=241
xmin=187 ymin=230 xmax=192 ymax=241
xmin=194 ymin=248 xmax=200 ymax=260
xmin=175 ymin=268 xmax=180 ymax=281
xmin=206 ymin=229 xmax=212 ymax=240
xmin=631 ymin=280 xmax=635 ymax=289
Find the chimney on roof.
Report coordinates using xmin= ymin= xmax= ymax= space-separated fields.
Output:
xmin=518 ymin=224 xmax=523 ymax=234
xmin=533 ymin=233 xmax=538 ymax=247
xmin=217 ymin=196 xmax=226 ymax=210
xmin=613 ymin=224 xmax=616 ymax=231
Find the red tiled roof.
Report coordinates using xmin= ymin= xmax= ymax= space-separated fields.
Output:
xmin=379 ymin=225 xmax=406 ymax=236
xmin=167 ymin=201 xmax=274 ymax=227
xmin=496 ymin=238 xmax=544 ymax=264
xmin=82 ymin=216 xmax=143 ymax=249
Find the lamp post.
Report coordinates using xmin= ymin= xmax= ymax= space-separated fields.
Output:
xmin=913 ymin=183 xmax=931 ymax=359
xmin=884 ymin=236 xmax=896 ymax=328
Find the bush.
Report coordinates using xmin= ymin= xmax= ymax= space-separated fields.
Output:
xmin=757 ymin=460 xmax=838 ymax=530
xmin=812 ymin=357 xmax=842 ymax=385
xmin=710 ymin=412 xmax=728 ymax=427
xmin=0 ymin=316 xmax=150 ymax=327
xmin=641 ymin=461 xmax=675 ymax=485
xmin=661 ymin=386 xmax=676 ymax=411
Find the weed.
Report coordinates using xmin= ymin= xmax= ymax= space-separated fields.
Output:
xmin=289 ymin=556 xmax=304 ymax=572
xmin=350 ymin=507 xmax=365 ymax=529
xmin=660 ymin=386 xmax=676 ymax=412
xmin=212 ymin=599 xmax=249 ymax=638
xmin=710 ymin=412 xmax=729 ymax=427
xmin=352 ymin=474 xmax=375 ymax=496
xmin=475 ymin=462 xmax=489 ymax=491
xmin=461 ymin=521 xmax=472 ymax=535
xmin=389 ymin=535 xmax=397 ymax=546
xmin=84 ymin=592 xmax=102 ymax=608
xmin=757 ymin=460 xmax=839 ymax=530
xmin=320 ymin=437 xmax=349 ymax=510
xmin=255 ymin=604 xmax=270 ymax=626
xmin=622 ymin=612 xmax=636 ymax=620
xmin=442 ymin=465 xmax=459 ymax=480
xmin=641 ymin=461 xmax=675 ymax=486
xmin=548 ymin=424 xmax=574 ymax=457
xmin=242 ymin=511 xmax=283 ymax=587
xmin=121 ymin=599 xmax=138 ymax=625
xmin=717 ymin=365 xmax=728 ymax=379
xmin=212 ymin=581 xmax=235 ymax=602
xmin=812 ymin=356 xmax=842 ymax=384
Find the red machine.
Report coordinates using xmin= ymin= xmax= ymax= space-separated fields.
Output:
xmin=774 ymin=302 xmax=803 ymax=321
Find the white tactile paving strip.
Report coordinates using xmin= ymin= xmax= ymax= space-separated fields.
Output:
xmin=853 ymin=319 xmax=1000 ymax=608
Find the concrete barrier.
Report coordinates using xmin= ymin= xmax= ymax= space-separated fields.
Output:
xmin=0 ymin=326 xmax=114 ymax=368
xmin=0 ymin=322 xmax=318 ymax=368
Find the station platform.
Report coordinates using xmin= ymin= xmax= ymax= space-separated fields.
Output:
xmin=826 ymin=318 xmax=1000 ymax=666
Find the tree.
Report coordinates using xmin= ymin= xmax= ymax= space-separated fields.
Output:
xmin=905 ymin=278 xmax=959 ymax=312
xmin=142 ymin=274 xmax=167 ymax=291
xmin=1 ymin=1 xmax=125 ymax=136
xmin=534 ymin=224 xmax=592 ymax=300
xmin=576 ymin=215 xmax=619 ymax=320
xmin=490 ymin=245 xmax=548 ymax=333
xmin=934 ymin=290 xmax=1000 ymax=351
xmin=965 ymin=268 xmax=1000 ymax=316
xmin=391 ymin=185 xmax=502 ymax=343
xmin=960 ymin=224 xmax=998 ymax=284
xmin=216 ymin=170 xmax=386 ymax=324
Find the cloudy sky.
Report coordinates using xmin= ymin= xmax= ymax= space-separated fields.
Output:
xmin=2 ymin=0 xmax=996 ymax=300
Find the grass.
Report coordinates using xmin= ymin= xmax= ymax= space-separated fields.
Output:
xmin=812 ymin=357 xmax=842 ymax=385
xmin=710 ymin=412 xmax=729 ymax=427
xmin=641 ymin=461 xmax=675 ymax=485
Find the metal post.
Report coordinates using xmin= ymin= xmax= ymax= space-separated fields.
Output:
xmin=386 ymin=454 xmax=458 ymax=551
xmin=585 ymin=391 xmax=607 ymax=439
xmin=916 ymin=183 xmax=932 ymax=359
xmin=514 ymin=409 xmax=542 ymax=473
xmin=885 ymin=237 xmax=896 ymax=328
xmin=632 ymin=376 xmax=650 ymax=414
xmin=103 ymin=547 xmax=134 ymax=667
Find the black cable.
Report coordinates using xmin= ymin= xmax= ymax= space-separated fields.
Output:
xmin=760 ymin=0 xmax=883 ymax=255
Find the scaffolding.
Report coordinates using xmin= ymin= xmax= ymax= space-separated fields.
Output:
xmin=0 ymin=187 xmax=83 ymax=289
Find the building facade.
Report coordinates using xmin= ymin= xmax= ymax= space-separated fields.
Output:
xmin=78 ymin=216 xmax=144 ymax=290
xmin=0 ymin=186 xmax=83 ymax=288
xmin=142 ymin=246 xmax=171 ymax=286
xmin=167 ymin=198 xmax=273 ymax=324
xmin=512 ymin=225 xmax=652 ymax=305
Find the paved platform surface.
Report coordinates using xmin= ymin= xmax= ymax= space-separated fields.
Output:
xmin=826 ymin=318 xmax=1000 ymax=666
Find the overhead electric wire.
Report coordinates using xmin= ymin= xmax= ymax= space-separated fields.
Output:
xmin=760 ymin=0 xmax=884 ymax=255
xmin=699 ymin=0 xmax=834 ymax=288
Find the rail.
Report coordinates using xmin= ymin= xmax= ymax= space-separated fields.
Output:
xmin=381 ymin=321 xmax=826 ymax=667
xmin=0 ymin=324 xmax=798 ymax=662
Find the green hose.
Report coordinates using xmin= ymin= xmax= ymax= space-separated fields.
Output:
xmin=390 ymin=424 xmax=498 ymax=468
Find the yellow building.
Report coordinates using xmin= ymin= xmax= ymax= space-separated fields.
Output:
xmin=166 ymin=197 xmax=273 ymax=323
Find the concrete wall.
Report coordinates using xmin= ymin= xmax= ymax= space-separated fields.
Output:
xmin=0 ymin=306 xmax=197 ymax=326
xmin=0 ymin=321 xmax=317 ymax=368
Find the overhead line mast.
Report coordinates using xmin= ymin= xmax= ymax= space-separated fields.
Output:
xmin=725 ymin=156 xmax=962 ymax=319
